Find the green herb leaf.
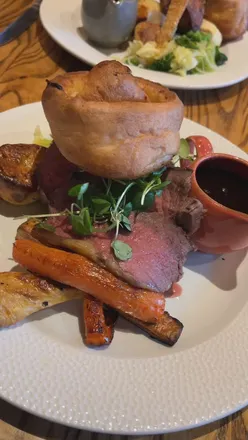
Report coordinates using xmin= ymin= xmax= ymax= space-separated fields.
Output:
xmin=120 ymin=215 xmax=132 ymax=232
xmin=68 ymin=183 xmax=89 ymax=199
xmin=70 ymin=207 xmax=92 ymax=236
xmin=92 ymin=198 xmax=111 ymax=215
xmin=152 ymin=166 xmax=167 ymax=177
xmin=123 ymin=202 xmax=132 ymax=217
xmin=179 ymin=139 xmax=191 ymax=159
xmin=37 ymin=222 xmax=56 ymax=232
xmin=151 ymin=180 xmax=171 ymax=192
xmin=132 ymin=191 xmax=155 ymax=211
xmin=111 ymin=240 xmax=132 ymax=261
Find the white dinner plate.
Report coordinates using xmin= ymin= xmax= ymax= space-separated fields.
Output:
xmin=0 ymin=102 xmax=248 ymax=435
xmin=39 ymin=0 xmax=248 ymax=90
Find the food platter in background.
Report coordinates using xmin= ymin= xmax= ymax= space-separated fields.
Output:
xmin=40 ymin=0 xmax=248 ymax=90
xmin=0 ymin=102 xmax=248 ymax=434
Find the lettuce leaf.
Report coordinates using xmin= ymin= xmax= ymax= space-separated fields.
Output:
xmin=33 ymin=126 xmax=52 ymax=148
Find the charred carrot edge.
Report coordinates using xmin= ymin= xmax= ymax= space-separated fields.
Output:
xmin=120 ymin=311 xmax=183 ymax=346
xmin=83 ymin=294 xmax=118 ymax=347
xmin=13 ymin=240 xmax=165 ymax=323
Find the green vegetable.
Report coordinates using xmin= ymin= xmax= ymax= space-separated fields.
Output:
xmin=37 ymin=222 xmax=56 ymax=232
xmin=70 ymin=207 xmax=92 ymax=236
xmin=123 ymin=202 xmax=132 ymax=217
xmin=172 ymin=138 xmax=197 ymax=165
xmin=111 ymin=240 xmax=132 ymax=261
xmin=120 ymin=214 xmax=132 ymax=232
xmin=179 ymin=139 xmax=191 ymax=159
xmin=33 ymin=125 xmax=52 ymax=148
xmin=92 ymin=198 xmax=111 ymax=215
xmin=149 ymin=53 xmax=174 ymax=72
xmin=126 ymin=57 xmax=140 ymax=66
xmin=132 ymin=191 xmax=155 ymax=211
xmin=68 ymin=183 xmax=89 ymax=199
xmin=176 ymin=31 xmax=211 ymax=49
xmin=215 ymin=47 xmax=228 ymax=66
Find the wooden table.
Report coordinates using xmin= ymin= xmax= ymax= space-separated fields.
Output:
xmin=0 ymin=2 xmax=248 ymax=439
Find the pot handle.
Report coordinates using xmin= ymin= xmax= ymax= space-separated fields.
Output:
xmin=180 ymin=136 xmax=214 ymax=169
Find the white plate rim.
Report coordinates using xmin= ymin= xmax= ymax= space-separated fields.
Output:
xmin=39 ymin=0 xmax=248 ymax=90
xmin=0 ymin=102 xmax=248 ymax=435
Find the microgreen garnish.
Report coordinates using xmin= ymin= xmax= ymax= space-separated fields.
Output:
xmin=111 ymin=240 xmax=132 ymax=261
xmin=17 ymin=165 xmax=172 ymax=261
xmin=66 ymin=171 xmax=171 ymax=247
xmin=68 ymin=182 xmax=89 ymax=205
xmin=37 ymin=222 xmax=56 ymax=232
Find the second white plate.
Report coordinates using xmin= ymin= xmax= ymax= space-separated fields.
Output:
xmin=40 ymin=0 xmax=248 ymax=90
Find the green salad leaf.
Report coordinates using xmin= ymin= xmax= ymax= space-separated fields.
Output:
xmin=33 ymin=125 xmax=52 ymax=148
xmin=179 ymin=139 xmax=191 ymax=159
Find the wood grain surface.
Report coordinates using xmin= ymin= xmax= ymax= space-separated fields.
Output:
xmin=0 ymin=1 xmax=248 ymax=439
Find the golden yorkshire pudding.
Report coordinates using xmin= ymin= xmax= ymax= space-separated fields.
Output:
xmin=42 ymin=61 xmax=184 ymax=179
xmin=205 ymin=0 xmax=248 ymax=41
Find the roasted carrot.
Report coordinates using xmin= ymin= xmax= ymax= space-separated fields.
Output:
xmin=83 ymin=294 xmax=118 ymax=346
xmin=13 ymin=240 xmax=165 ymax=323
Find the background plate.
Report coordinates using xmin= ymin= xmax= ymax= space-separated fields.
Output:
xmin=0 ymin=102 xmax=248 ymax=434
xmin=40 ymin=0 xmax=248 ymax=90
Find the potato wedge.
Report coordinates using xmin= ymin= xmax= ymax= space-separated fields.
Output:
xmin=0 ymin=272 xmax=82 ymax=328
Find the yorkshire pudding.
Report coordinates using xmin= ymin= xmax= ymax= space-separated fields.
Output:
xmin=42 ymin=61 xmax=184 ymax=179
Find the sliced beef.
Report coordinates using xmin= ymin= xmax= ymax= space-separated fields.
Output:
xmin=32 ymin=149 xmax=203 ymax=293
xmin=27 ymin=211 xmax=193 ymax=293
xmin=156 ymin=167 xmax=204 ymax=234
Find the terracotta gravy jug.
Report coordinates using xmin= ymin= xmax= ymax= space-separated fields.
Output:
xmin=185 ymin=136 xmax=248 ymax=254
